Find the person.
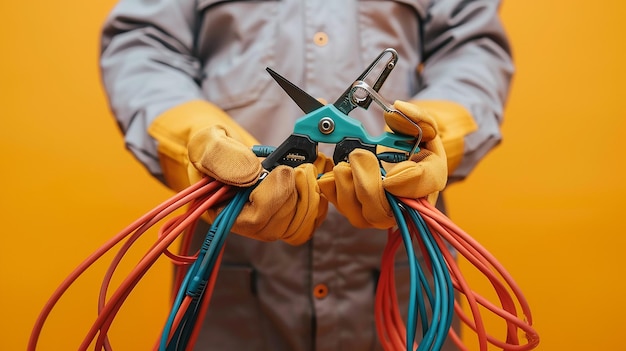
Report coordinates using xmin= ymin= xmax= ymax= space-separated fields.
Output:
xmin=99 ymin=0 xmax=513 ymax=350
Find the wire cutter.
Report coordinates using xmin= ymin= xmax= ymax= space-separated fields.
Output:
xmin=260 ymin=48 xmax=422 ymax=171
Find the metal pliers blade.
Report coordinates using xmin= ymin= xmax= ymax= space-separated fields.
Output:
xmin=260 ymin=68 xmax=322 ymax=170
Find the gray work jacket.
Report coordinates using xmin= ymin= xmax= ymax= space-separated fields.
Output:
xmin=100 ymin=1 xmax=513 ymax=350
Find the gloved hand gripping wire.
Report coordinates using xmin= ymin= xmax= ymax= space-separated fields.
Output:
xmin=327 ymin=80 xmax=539 ymax=350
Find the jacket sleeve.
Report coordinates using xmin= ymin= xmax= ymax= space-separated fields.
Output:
xmin=416 ymin=0 xmax=514 ymax=181
xmin=100 ymin=0 xmax=202 ymax=178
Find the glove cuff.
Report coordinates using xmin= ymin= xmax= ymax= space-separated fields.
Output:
xmin=148 ymin=100 xmax=258 ymax=191
xmin=409 ymin=100 xmax=477 ymax=174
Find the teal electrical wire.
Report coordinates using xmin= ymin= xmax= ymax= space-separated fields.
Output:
xmin=405 ymin=203 xmax=454 ymax=350
xmin=385 ymin=188 xmax=455 ymax=351
xmin=160 ymin=216 xmax=223 ymax=350
xmin=160 ymin=208 xmax=226 ymax=348
xmin=164 ymin=189 xmax=250 ymax=350
xmin=411 ymin=206 xmax=454 ymax=335
xmin=174 ymin=187 xmax=253 ymax=348
xmin=160 ymin=185 xmax=255 ymax=351
xmin=407 ymin=205 xmax=443 ymax=351
xmin=177 ymin=187 xmax=252 ymax=349
xmin=386 ymin=191 xmax=421 ymax=349
xmin=405 ymin=203 xmax=449 ymax=351
xmin=381 ymin=167 xmax=428 ymax=347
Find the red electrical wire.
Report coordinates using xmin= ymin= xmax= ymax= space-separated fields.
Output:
xmin=415 ymin=198 xmax=537 ymax=348
xmin=169 ymin=219 xmax=200 ymax=301
xmin=28 ymin=177 xmax=234 ymax=351
xmin=155 ymin=246 xmax=224 ymax=351
xmin=87 ymin=183 xmax=232 ymax=351
xmin=376 ymin=228 xmax=412 ymax=350
xmin=95 ymin=188 xmax=220 ymax=350
xmin=375 ymin=197 xmax=540 ymax=351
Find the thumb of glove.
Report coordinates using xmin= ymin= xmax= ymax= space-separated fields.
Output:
xmin=384 ymin=100 xmax=438 ymax=141
xmin=187 ymin=125 xmax=262 ymax=187
xmin=382 ymin=100 xmax=448 ymax=202
xmin=318 ymin=149 xmax=394 ymax=229
xmin=383 ymin=137 xmax=447 ymax=200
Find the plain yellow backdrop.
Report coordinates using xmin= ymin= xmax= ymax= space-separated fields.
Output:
xmin=1 ymin=1 xmax=624 ymax=350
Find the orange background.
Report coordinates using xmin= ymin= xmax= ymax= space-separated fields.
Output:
xmin=1 ymin=1 xmax=624 ymax=350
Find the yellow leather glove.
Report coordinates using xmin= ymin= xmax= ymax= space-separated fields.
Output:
xmin=148 ymin=100 xmax=260 ymax=192
xmin=210 ymin=157 xmax=333 ymax=245
xmin=318 ymin=100 xmax=474 ymax=229
xmin=148 ymin=100 xmax=333 ymax=245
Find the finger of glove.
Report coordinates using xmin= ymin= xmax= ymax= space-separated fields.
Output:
xmin=313 ymin=152 xmax=335 ymax=174
xmin=329 ymin=162 xmax=370 ymax=228
xmin=383 ymin=138 xmax=447 ymax=199
xmin=281 ymin=163 xmax=327 ymax=246
xmin=384 ymin=100 xmax=437 ymax=142
xmin=320 ymin=163 xmax=392 ymax=228
xmin=347 ymin=149 xmax=395 ymax=228
xmin=309 ymin=153 xmax=335 ymax=204
xmin=188 ymin=125 xmax=262 ymax=187
xmin=231 ymin=166 xmax=297 ymax=241
xmin=318 ymin=171 xmax=338 ymax=204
